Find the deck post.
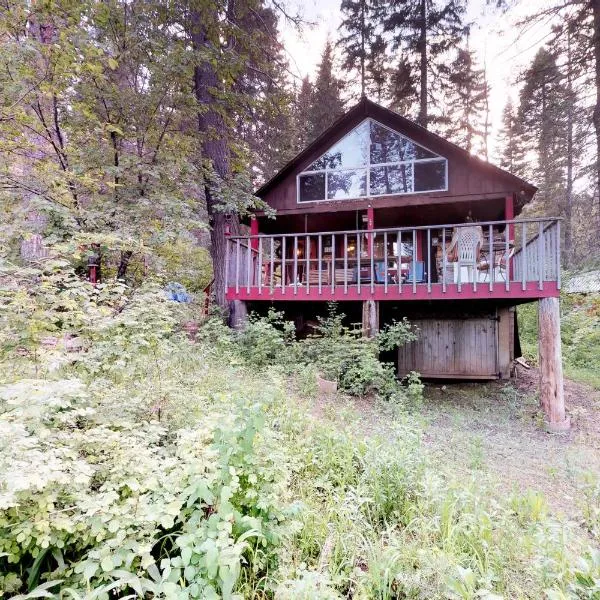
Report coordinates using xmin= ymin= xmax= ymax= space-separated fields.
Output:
xmin=250 ymin=217 xmax=259 ymax=251
xmin=497 ymin=307 xmax=512 ymax=379
xmin=229 ymin=299 xmax=248 ymax=330
xmin=538 ymin=297 xmax=570 ymax=431
xmin=362 ymin=299 xmax=379 ymax=338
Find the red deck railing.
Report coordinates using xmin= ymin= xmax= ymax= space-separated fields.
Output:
xmin=226 ymin=218 xmax=561 ymax=302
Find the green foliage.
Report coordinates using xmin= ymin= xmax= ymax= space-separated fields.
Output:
xmin=0 ymin=263 xmax=598 ymax=599
xmin=517 ymin=293 xmax=600 ymax=388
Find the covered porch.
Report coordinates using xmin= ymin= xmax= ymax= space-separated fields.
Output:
xmin=226 ymin=216 xmax=561 ymax=302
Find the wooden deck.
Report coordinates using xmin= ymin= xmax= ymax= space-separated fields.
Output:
xmin=226 ymin=218 xmax=561 ymax=302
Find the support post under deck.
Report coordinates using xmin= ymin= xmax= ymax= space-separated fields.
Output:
xmin=229 ymin=299 xmax=248 ymax=330
xmin=362 ymin=299 xmax=379 ymax=338
xmin=538 ymin=297 xmax=569 ymax=431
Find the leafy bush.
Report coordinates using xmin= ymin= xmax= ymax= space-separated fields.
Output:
xmin=299 ymin=304 xmax=418 ymax=400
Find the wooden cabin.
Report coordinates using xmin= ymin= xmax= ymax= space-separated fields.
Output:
xmin=226 ymin=98 xmax=568 ymax=430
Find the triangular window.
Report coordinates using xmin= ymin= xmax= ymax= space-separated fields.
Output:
xmin=298 ymin=119 xmax=447 ymax=202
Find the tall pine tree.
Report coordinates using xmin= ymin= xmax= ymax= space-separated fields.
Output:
xmin=379 ymin=0 xmax=468 ymax=128
xmin=295 ymin=77 xmax=314 ymax=149
xmin=444 ymin=47 xmax=489 ymax=154
xmin=497 ymin=99 xmax=526 ymax=176
xmin=308 ymin=41 xmax=345 ymax=140
xmin=518 ymin=48 xmax=568 ymax=217
xmin=337 ymin=0 xmax=385 ymax=98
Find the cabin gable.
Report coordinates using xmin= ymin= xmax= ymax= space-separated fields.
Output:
xmin=257 ymin=98 xmax=535 ymax=217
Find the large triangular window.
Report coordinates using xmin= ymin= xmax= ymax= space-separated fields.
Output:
xmin=297 ymin=119 xmax=447 ymax=203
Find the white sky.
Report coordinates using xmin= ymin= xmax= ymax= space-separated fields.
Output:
xmin=280 ymin=0 xmax=552 ymax=160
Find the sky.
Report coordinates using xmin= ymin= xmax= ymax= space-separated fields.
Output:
xmin=279 ymin=0 xmax=552 ymax=160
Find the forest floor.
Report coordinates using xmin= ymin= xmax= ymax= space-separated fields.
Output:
xmin=312 ymin=366 xmax=600 ymax=526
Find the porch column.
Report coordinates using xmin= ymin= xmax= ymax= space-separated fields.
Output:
xmin=362 ymin=299 xmax=379 ymax=338
xmin=505 ymin=195 xmax=514 ymax=279
xmin=538 ymin=297 xmax=569 ymax=431
xmin=250 ymin=217 xmax=259 ymax=251
xmin=230 ymin=299 xmax=248 ymax=330
xmin=367 ymin=206 xmax=375 ymax=255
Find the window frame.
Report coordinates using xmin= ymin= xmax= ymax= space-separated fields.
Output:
xmin=296 ymin=118 xmax=449 ymax=204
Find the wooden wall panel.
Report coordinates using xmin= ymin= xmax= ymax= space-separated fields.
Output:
xmin=398 ymin=317 xmax=498 ymax=379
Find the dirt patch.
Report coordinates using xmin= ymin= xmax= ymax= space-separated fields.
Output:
xmin=420 ymin=366 xmax=600 ymax=520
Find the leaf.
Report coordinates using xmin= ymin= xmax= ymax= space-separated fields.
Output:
xmin=100 ymin=555 xmax=114 ymax=572
xmin=107 ymin=57 xmax=118 ymax=70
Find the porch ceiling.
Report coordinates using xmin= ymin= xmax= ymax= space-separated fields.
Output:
xmin=258 ymin=197 xmax=506 ymax=234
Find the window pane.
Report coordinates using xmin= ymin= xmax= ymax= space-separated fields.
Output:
xmin=414 ymin=160 xmax=446 ymax=191
xmin=370 ymin=121 xmax=436 ymax=163
xmin=298 ymin=173 xmax=325 ymax=202
xmin=369 ymin=164 xmax=413 ymax=195
xmin=327 ymin=169 xmax=367 ymax=199
xmin=308 ymin=120 xmax=370 ymax=170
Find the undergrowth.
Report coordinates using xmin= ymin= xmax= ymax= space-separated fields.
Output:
xmin=1 ymin=263 xmax=599 ymax=599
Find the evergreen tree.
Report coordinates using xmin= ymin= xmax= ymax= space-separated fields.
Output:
xmin=367 ymin=34 xmax=388 ymax=102
xmin=518 ymin=48 xmax=568 ymax=217
xmin=497 ymin=100 xmax=526 ymax=176
xmin=231 ymin=2 xmax=297 ymax=182
xmin=445 ymin=47 xmax=489 ymax=154
xmin=308 ymin=41 xmax=345 ymax=140
xmin=295 ymin=77 xmax=314 ymax=150
xmin=379 ymin=0 xmax=469 ymax=128
xmin=337 ymin=0 xmax=386 ymax=99
xmin=388 ymin=57 xmax=418 ymax=116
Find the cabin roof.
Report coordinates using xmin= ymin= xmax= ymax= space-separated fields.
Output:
xmin=256 ymin=97 xmax=537 ymax=208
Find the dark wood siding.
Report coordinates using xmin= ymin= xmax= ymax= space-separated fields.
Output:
xmin=258 ymin=101 xmax=532 ymax=218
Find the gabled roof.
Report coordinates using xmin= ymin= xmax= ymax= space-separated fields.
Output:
xmin=256 ymin=97 xmax=536 ymax=205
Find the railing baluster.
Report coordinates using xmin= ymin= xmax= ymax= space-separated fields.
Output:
xmin=370 ymin=231 xmax=375 ymax=294
xmin=538 ymin=221 xmax=544 ymax=290
xmin=412 ymin=229 xmax=417 ymax=294
xmin=357 ymin=234 xmax=362 ymax=294
xmin=331 ymin=234 xmax=336 ymax=295
xmin=247 ymin=239 xmax=252 ymax=294
xmin=225 ymin=237 xmax=230 ymax=300
xmin=397 ymin=231 xmax=402 ymax=294
xmin=281 ymin=236 xmax=286 ymax=295
xmin=556 ymin=221 xmax=561 ymax=289
xmin=384 ymin=231 xmax=388 ymax=295
xmin=318 ymin=234 xmax=322 ymax=295
xmin=258 ymin=236 xmax=263 ymax=295
xmin=522 ymin=222 xmax=527 ymax=290
xmin=427 ymin=228 xmax=431 ymax=293
xmin=293 ymin=236 xmax=298 ymax=295
xmin=488 ymin=225 xmax=493 ymax=292
xmin=442 ymin=228 xmax=446 ymax=293
xmin=270 ymin=237 xmax=275 ymax=294
xmin=344 ymin=234 xmax=348 ymax=295
xmin=235 ymin=239 xmax=240 ymax=295
xmin=305 ymin=235 xmax=310 ymax=295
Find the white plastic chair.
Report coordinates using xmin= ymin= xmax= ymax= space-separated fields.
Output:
xmin=452 ymin=226 xmax=483 ymax=287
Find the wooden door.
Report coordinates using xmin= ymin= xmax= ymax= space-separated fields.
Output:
xmin=398 ymin=317 xmax=498 ymax=379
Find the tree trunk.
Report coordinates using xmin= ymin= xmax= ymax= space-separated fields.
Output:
xmin=190 ymin=7 xmax=240 ymax=311
xmin=360 ymin=0 xmax=366 ymax=97
xmin=117 ymin=250 xmax=133 ymax=280
xmin=565 ymin=26 xmax=574 ymax=266
xmin=592 ymin=0 xmax=600 ymax=238
xmin=418 ymin=0 xmax=428 ymax=128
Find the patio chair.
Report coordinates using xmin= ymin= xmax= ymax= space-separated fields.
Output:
xmin=449 ymin=225 xmax=483 ymax=286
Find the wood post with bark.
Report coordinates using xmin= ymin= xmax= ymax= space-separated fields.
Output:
xmin=538 ymin=297 xmax=570 ymax=431
xmin=362 ymin=299 xmax=379 ymax=338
